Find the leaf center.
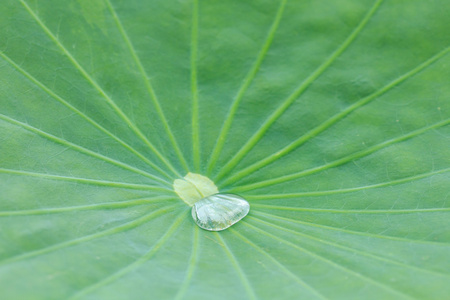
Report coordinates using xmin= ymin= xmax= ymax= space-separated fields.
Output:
xmin=173 ymin=173 xmax=219 ymax=206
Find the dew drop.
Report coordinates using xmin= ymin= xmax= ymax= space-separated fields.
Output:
xmin=173 ymin=173 xmax=250 ymax=231
xmin=191 ymin=193 xmax=250 ymax=231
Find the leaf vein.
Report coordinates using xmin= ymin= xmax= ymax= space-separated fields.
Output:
xmin=191 ymin=0 xmax=201 ymax=172
xmin=68 ymin=211 xmax=187 ymax=300
xmin=174 ymin=226 xmax=200 ymax=300
xmin=0 ymin=168 xmax=172 ymax=192
xmin=252 ymin=213 xmax=450 ymax=278
xmin=252 ymin=204 xmax=450 ymax=214
xmin=254 ymin=210 xmax=450 ymax=246
xmin=244 ymin=168 xmax=450 ymax=199
xmin=0 ymin=113 xmax=170 ymax=186
xmin=0 ymin=51 xmax=173 ymax=181
xmin=19 ymin=0 xmax=181 ymax=177
xmin=214 ymin=0 xmax=384 ymax=181
xmin=230 ymin=229 xmax=327 ymax=300
xmin=244 ymin=220 xmax=414 ymax=299
xmin=105 ymin=0 xmax=189 ymax=172
xmin=223 ymin=45 xmax=450 ymax=185
xmin=206 ymin=0 xmax=288 ymax=175
xmin=215 ymin=233 xmax=257 ymax=300
xmin=0 ymin=196 xmax=176 ymax=217
xmin=0 ymin=205 xmax=177 ymax=267
xmin=231 ymin=119 xmax=450 ymax=192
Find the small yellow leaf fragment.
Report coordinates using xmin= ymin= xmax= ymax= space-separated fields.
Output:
xmin=173 ymin=173 xmax=219 ymax=206
xmin=173 ymin=179 xmax=202 ymax=206
xmin=184 ymin=173 xmax=218 ymax=198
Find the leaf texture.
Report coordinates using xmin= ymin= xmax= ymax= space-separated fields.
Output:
xmin=0 ymin=0 xmax=449 ymax=299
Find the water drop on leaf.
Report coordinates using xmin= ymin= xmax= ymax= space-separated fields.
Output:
xmin=173 ymin=174 xmax=249 ymax=231
xmin=191 ymin=194 xmax=250 ymax=231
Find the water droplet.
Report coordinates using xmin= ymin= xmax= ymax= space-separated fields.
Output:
xmin=191 ymin=194 xmax=250 ymax=231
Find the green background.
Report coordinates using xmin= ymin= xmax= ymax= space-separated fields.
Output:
xmin=0 ymin=0 xmax=449 ymax=299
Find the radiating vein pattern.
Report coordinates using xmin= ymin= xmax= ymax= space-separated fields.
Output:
xmin=0 ymin=168 xmax=172 ymax=192
xmin=243 ymin=221 xmax=414 ymax=299
xmin=0 ymin=196 xmax=176 ymax=217
xmin=245 ymin=168 xmax=450 ymax=199
xmin=213 ymin=0 xmax=385 ymax=181
xmin=0 ymin=205 xmax=178 ymax=266
xmin=0 ymin=51 xmax=174 ymax=181
xmin=248 ymin=216 xmax=443 ymax=298
xmin=253 ymin=210 xmax=450 ymax=246
xmin=0 ymin=113 xmax=170 ymax=186
xmin=18 ymin=0 xmax=181 ymax=177
xmin=104 ymin=0 xmax=189 ymax=173
xmin=1 ymin=0 xmax=449 ymax=299
xmin=190 ymin=0 xmax=201 ymax=172
xmin=222 ymin=45 xmax=450 ymax=186
xmin=230 ymin=229 xmax=327 ymax=300
xmin=215 ymin=233 xmax=257 ymax=300
xmin=68 ymin=211 xmax=187 ymax=300
xmin=231 ymin=119 xmax=450 ymax=192
xmin=174 ymin=226 xmax=200 ymax=300
xmin=206 ymin=0 xmax=288 ymax=175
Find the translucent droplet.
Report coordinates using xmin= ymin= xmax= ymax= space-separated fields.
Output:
xmin=191 ymin=194 xmax=250 ymax=231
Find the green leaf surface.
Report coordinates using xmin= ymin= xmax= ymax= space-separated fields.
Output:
xmin=1 ymin=0 xmax=449 ymax=299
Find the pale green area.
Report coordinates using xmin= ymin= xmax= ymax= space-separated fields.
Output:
xmin=0 ymin=0 xmax=450 ymax=299
xmin=174 ymin=173 xmax=219 ymax=206
xmin=76 ymin=0 xmax=108 ymax=35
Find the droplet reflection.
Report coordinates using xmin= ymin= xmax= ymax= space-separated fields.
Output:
xmin=191 ymin=193 xmax=250 ymax=231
